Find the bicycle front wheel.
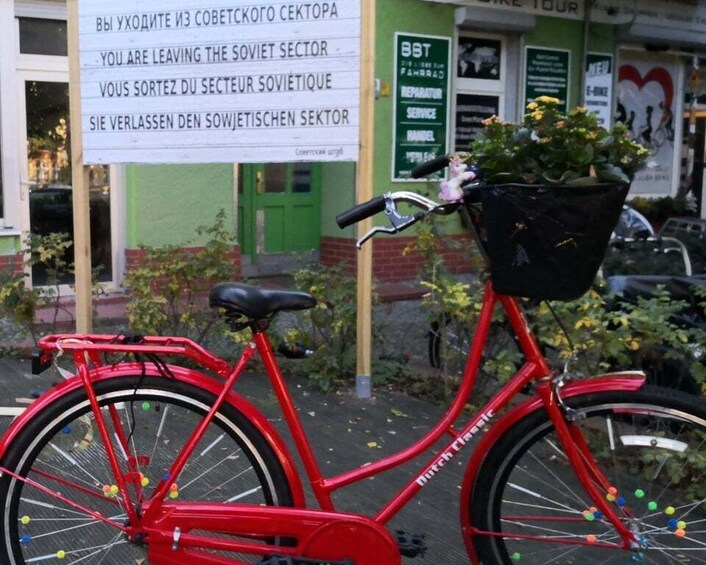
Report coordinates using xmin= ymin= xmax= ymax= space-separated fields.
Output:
xmin=0 ymin=376 xmax=294 ymax=564
xmin=469 ymin=386 xmax=706 ymax=564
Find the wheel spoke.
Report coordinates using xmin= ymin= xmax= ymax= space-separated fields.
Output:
xmin=0 ymin=379 xmax=292 ymax=564
xmin=468 ymin=390 xmax=706 ymax=564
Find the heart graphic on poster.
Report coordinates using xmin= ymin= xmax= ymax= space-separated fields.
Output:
xmin=616 ymin=62 xmax=676 ymax=194
xmin=616 ymin=65 xmax=674 ymax=153
xmin=618 ymin=66 xmax=673 ymax=110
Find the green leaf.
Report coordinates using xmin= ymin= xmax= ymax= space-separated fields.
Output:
xmin=595 ymin=164 xmax=629 ymax=184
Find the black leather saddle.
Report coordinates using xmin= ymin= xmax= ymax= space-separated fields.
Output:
xmin=209 ymin=282 xmax=317 ymax=320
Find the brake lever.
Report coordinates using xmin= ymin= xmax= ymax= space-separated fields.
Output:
xmin=356 ymin=193 xmax=426 ymax=248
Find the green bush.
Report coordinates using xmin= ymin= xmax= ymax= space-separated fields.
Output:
xmin=0 ymin=232 xmax=78 ymax=344
xmin=628 ymin=195 xmax=692 ymax=226
xmin=281 ymin=264 xmax=373 ymax=392
xmin=122 ymin=210 xmax=237 ymax=349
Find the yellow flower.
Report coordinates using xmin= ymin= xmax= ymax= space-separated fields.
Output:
xmin=532 ymin=110 xmax=544 ymax=120
xmin=536 ymin=96 xmax=560 ymax=104
xmin=526 ymin=102 xmax=538 ymax=110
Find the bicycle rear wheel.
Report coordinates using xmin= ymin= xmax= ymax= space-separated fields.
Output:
xmin=469 ymin=386 xmax=706 ymax=564
xmin=0 ymin=376 xmax=294 ymax=564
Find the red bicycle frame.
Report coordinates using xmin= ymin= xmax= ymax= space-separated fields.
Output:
xmin=0 ymin=281 xmax=646 ymax=564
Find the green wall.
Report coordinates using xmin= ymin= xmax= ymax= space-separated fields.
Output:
xmin=320 ymin=162 xmax=356 ymax=237
xmin=125 ymin=164 xmax=235 ymax=248
xmin=374 ymin=0 xmax=455 ymax=195
xmin=527 ymin=19 xmax=616 ymax=109
xmin=324 ymin=0 xmax=456 ymax=240
xmin=0 ymin=235 xmax=19 ymax=254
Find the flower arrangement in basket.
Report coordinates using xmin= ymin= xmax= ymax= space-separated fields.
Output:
xmin=471 ymin=96 xmax=649 ymax=186
xmin=461 ymin=97 xmax=650 ymax=301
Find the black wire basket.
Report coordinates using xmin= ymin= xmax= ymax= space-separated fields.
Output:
xmin=480 ymin=182 xmax=629 ymax=301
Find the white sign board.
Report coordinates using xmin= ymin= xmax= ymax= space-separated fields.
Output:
xmin=78 ymin=1 xmax=360 ymax=164
xmin=584 ymin=53 xmax=613 ymax=129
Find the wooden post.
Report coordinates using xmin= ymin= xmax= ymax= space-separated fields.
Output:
xmin=67 ymin=0 xmax=93 ymax=333
xmin=355 ymin=0 xmax=375 ymax=398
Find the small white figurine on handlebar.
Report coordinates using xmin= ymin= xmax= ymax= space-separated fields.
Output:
xmin=439 ymin=157 xmax=476 ymax=203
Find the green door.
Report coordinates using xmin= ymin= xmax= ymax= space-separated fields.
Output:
xmin=238 ymin=163 xmax=321 ymax=260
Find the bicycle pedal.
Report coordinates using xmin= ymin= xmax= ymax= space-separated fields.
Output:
xmin=395 ymin=530 xmax=427 ymax=558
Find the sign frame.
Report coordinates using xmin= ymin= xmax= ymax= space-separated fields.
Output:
xmin=454 ymin=92 xmax=500 ymax=153
xmin=524 ymin=46 xmax=571 ymax=114
xmin=584 ymin=52 xmax=613 ymax=129
xmin=392 ymin=32 xmax=451 ymax=182
xmin=77 ymin=0 xmax=361 ymax=165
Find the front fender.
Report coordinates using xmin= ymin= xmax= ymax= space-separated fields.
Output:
xmin=459 ymin=372 xmax=646 ymax=561
xmin=0 ymin=363 xmax=306 ymax=507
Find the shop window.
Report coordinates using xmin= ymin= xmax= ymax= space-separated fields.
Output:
xmin=454 ymin=34 xmax=506 ymax=153
xmin=25 ymin=80 xmax=112 ymax=285
xmin=458 ymin=37 xmax=502 ymax=81
xmin=0 ymin=135 xmax=3 ymax=220
xmin=19 ymin=18 xmax=67 ymax=56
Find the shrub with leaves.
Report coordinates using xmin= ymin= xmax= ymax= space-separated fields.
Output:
xmin=0 ymin=232 xmax=77 ymax=344
xmin=281 ymin=264 xmax=371 ymax=392
xmin=122 ymin=210 xmax=236 ymax=348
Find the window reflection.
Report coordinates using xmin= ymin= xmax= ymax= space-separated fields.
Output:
xmin=19 ymin=18 xmax=67 ymax=57
xmin=25 ymin=81 xmax=112 ymax=284
xmin=0 ymin=124 xmax=3 ymax=220
xmin=292 ymin=163 xmax=312 ymax=193
xmin=264 ymin=163 xmax=286 ymax=193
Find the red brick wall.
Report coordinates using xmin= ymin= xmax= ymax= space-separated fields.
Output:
xmin=0 ymin=254 xmax=23 ymax=275
xmin=321 ymin=235 xmax=478 ymax=282
xmin=125 ymin=245 xmax=241 ymax=286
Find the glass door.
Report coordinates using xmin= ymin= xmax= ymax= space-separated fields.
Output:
xmin=23 ymin=78 xmax=113 ymax=285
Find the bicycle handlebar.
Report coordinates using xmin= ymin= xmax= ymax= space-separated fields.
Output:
xmin=335 ymin=154 xmax=482 ymax=247
xmin=411 ymin=154 xmax=451 ymax=178
xmin=336 ymin=195 xmax=386 ymax=229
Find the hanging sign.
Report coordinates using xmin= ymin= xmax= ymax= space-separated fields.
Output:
xmin=524 ymin=47 xmax=570 ymax=113
xmin=584 ymin=53 xmax=613 ymax=128
xmin=77 ymin=0 xmax=361 ymax=164
xmin=454 ymin=93 xmax=499 ymax=152
xmin=392 ymin=33 xmax=451 ymax=181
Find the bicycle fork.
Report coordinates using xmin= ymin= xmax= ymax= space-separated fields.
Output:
xmin=538 ymin=378 xmax=642 ymax=554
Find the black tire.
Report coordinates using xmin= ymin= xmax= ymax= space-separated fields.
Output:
xmin=469 ymin=386 xmax=706 ymax=564
xmin=0 ymin=376 xmax=294 ymax=564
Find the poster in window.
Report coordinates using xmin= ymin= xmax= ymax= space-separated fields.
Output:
xmin=455 ymin=94 xmax=499 ymax=152
xmin=457 ymin=37 xmax=501 ymax=80
xmin=616 ymin=58 xmax=678 ymax=195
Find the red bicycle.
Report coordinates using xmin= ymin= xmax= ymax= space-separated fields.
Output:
xmin=1 ymin=156 xmax=704 ymax=564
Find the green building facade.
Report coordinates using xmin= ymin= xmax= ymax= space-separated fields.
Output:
xmin=0 ymin=0 xmax=703 ymax=298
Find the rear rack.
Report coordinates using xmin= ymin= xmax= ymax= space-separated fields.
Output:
xmin=34 ymin=334 xmax=234 ymax=378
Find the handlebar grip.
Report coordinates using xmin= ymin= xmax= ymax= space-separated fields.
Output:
xmin=463 ymin=184 xmax=482 ymax=204
xmin=336 ymin=196 xmax=386 ymax=229
xmin=411 ymin=155 xmax=450 ymax=179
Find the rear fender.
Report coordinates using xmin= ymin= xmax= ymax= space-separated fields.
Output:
xmin=0 ymin=363 xmax=306 ymax=507
xmin=459 ymin=372 xmax=646 ymax=560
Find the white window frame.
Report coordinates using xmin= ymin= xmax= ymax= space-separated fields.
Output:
xmin=8 ymin=0 xmax=124 ymax=290
xmin=452 ymin=31 xmax=507 ymax=153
